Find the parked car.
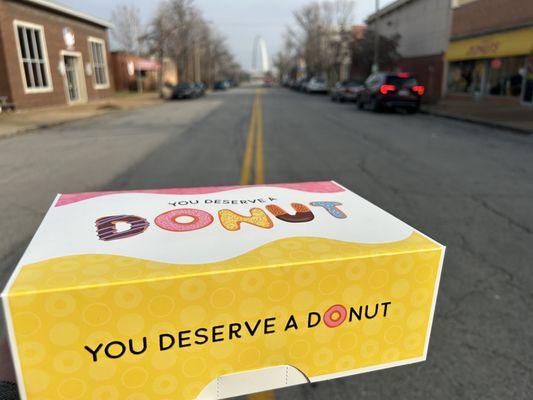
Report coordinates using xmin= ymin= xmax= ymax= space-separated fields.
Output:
xmin=193 ymin=82 xmax=206 ymax=97
xmin=357 ymin=72 xmax=424 ymax=112
xmin=330 ymin=80 xmax=364 ymax=102
xmin=263 ymin=76 xmax=274 ymax=87
xmin=172 ymin=82 xmax=196 ymax=99
xmin=213 ymin=80 xmax=227 ymax=91
xmin=294 ymin=78 xmax=309 ymax=92
xmin=306 ymin=77 xmax=328 ymax=94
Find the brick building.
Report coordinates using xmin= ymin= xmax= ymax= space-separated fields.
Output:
xmin=366 ymin=0 xmax=453 ymax=103
xmin=0 ymin=0 xmax=114 ymax=109
xmin=111 ymin=52 xmax=160 ymax=92
xmin=111 ymin=52 xmax=179 ymax=93
xmin=446 ymin=0 xmax=533 ymax=105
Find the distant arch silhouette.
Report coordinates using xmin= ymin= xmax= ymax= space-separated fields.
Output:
xmin=252 ymin=35 xmax=270 ymax=73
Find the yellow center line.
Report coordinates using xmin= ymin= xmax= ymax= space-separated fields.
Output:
xmin=240 ymin=88 xmax=274 ymax=400
xmin=248 ymin=391 xmax=275 ymax=400
xmin=254 ymin=91 xmax=264 ymax=184
xmin=239 ymin=91 xmax=258 ymax=185
xmin=240 ymin=88 xmax=265 ymax=185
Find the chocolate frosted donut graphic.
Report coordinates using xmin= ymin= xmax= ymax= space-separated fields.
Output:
xmin=266 ymin=203 xmax=315 ymax=223
xmin=95 ymin=215 xmax=149 ymax=241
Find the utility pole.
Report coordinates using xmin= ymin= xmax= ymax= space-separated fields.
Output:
xmin=134 ymin=25 xmax=143 ymax=94
xmin=372 ymin=0 xmax=380 ymax=73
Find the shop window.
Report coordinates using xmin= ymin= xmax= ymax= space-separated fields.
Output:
xmin=447 ymin=60 xmax=483 ymax=94
xmin=88 ymin=37 xmax=109 ymax=89
xmin=14 ymin=21 xmax=52 ymax=93
xmin=448 ymin=57 xmax=525 ymax=97
xmin=486 ymin=56 xmax=524 ymax=97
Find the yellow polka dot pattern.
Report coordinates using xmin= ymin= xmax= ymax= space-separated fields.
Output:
xmin=7 ymin=233 xmax=442 ymax=399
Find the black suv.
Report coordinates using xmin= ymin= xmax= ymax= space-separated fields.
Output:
xmin=357 ymin=72 xmax=424 ymax=113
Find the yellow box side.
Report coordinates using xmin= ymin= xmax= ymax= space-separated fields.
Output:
xmin=7 ymin=243 xmax=442 ymax=399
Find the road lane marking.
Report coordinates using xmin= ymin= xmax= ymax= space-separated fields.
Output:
xmin=240 ymin=89 xmax=265 ymax=185
xmin=241 ymin=89 xmax=274 ymax=400
xmin=240 ymin=91 xmax=258 ymax=185
xmin=254 ymin=91 xmax=264 ymax=184
xmin=248 ymin=391 xmax=275 ymax=400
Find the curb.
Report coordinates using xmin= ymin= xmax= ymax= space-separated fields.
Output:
xmin=0 ymin=98 xmax=165 ymax=141
xmin=0 ymin=114 xmax=107 ymax=141
xmin=420 ymin=108 xmax=533 ymax=135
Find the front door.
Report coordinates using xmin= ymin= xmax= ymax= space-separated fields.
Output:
xmin=64 ymin=55 xmax=80 ymax=102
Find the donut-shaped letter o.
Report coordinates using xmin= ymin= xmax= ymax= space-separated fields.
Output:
xmin=155 ymin=209 xmax=214 ymax=232
xmin=96 ymin=215 xmax=149 ymax=241
xmin=323 ymin=304 xmax=347 ymax=328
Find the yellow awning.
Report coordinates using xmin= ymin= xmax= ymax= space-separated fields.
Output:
xmin=446 ymin=26 xmax=533 ymax=61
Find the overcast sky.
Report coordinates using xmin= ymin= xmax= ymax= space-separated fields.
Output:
xmin=61 ymin=0 xmax=394 ymax=70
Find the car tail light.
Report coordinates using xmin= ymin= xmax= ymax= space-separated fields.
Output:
xmin=397 ymin=72 xmax=410 ymax=78
xmin=412 ymin=85 xmax=425 ymax=95
xmin=379 ymin=84 xmax=396 ymax=95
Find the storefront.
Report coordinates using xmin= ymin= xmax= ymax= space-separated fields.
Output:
xmin=111 ymin=52 xmax=162 ymax=92
xmin=446 ymin=26 xmax=533 ymax=105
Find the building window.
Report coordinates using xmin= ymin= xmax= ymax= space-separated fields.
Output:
xmin=88 ymin=37 xmax=109 ymax=89
xmin=448 ymin=57 xmax=525 ymax=97
xmin=447 ymin=60 xmax=483 ymax=94
xmin=486 ymin=56 xmax=524 ymax=97
xmin=14 ymin=21 xmax=52 ymax=93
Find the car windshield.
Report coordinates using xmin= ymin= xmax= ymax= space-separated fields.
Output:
xmin=176 ymin=83 xmax=192 ymax=89
xmin=385 ymin=76 xmax=418 ymax=87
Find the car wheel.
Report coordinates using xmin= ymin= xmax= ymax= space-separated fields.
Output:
xmin=357 ymin=99 xmax=364 ymax=109
xmin=370 ymin=97 xmax=381 ymax=112
xmin=406 ymin=107 xmax=419 ymax=114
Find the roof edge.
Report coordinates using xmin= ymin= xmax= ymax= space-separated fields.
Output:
xmin=366 ymin=0 xmax=415 ymax=23
xmin=22 ymin=0 xmax=112 ymax=28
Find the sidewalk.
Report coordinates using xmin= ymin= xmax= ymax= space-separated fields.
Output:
xmin=422 ymin=95 xmax=533 ymax=134
xmin=0 ymin=92 xmax=164 ymax=139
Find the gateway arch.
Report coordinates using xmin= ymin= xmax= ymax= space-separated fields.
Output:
xmin=252 ymin=35 xmax=270 ymax=74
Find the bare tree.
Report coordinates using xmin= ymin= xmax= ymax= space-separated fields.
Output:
xmin=351 ymin=30 xmax=401 ymax=78
xmin=111 ymin=4 xmax=145 ymax=54
xmin=274 ymin=29 xmax=297 ymax=81
xmin=146 ymin=0 xmax=244 ymax=89
xmin=280 ymin=0 xmax=355 ymax=80
xmin=144 ymin=2 xmax=177 ymax=95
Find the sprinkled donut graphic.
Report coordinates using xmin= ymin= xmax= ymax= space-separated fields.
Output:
xmin=218 ymin=208 xmax=274 ymax=231
xmin=95 ymin=215 xmax=149 ymax=241
xmin=155 ymin=209 xmax=214 ymax=232
xmin=266 ymin=203 xmax=315 ymax=223
xmin=323 ymin=304 xmax=348 ymax=328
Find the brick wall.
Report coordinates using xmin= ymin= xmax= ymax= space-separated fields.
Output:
xmin=452 ymin=0 xmax=533 ymax=38
xmin=397 ymin=53 xmax=445 ymax=103
xmin=0 ymin=0 xmax=114 ymax=109
xmin=0 ymin=0 xmax=13 ymax=102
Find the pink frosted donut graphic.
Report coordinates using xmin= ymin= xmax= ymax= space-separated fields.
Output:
xmin=323 ymin=304 xmax=347 ymax=328
xmin=155 ymin=208 xmax=214 ymax=232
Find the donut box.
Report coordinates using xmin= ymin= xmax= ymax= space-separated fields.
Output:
xmin=2 ymin=181 xmax=445 ymax=399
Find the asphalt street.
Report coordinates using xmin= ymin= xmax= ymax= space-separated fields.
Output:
xmin=0 ymin=86 xmax=532 ymax=399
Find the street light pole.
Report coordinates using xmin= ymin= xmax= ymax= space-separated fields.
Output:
xmin=372 ymin=0 xmax=380 ymax=73
xmin=134 ymin=25 xmax=143 ymax=94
